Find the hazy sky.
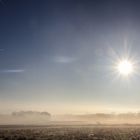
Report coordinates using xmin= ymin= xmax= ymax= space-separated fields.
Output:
xmin=1 ymin=0 xmax=140 ymax=114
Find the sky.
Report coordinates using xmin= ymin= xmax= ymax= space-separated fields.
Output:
xmin=1 ymin=0 xmax=140 ymax=114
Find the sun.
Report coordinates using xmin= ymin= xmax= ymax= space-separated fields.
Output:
xmin=117 ymin=60 xmax=133 ymax=76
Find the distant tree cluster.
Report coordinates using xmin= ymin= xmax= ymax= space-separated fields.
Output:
xmin=0 ymin=111 xmax=51 ymax=125
xmin=12 ymin=111 xmax=51 ymax=117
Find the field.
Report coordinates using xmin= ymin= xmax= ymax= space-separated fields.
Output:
xmin=0 ymin=125 xmax=140 ymax=140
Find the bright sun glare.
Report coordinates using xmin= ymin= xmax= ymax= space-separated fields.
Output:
xmin=117 ymin=60 xmax=133 ymax=76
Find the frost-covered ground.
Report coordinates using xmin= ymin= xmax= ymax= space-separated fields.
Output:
xmin=0 ymin=125 xmax=140 ymax=140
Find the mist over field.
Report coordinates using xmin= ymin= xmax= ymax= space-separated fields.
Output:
xmin=1 ymin=111 xmax=140 ymax=125
xmin=0 ymin=111 xmax=51 ymax=125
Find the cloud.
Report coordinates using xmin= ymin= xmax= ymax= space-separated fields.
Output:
xmin=54 ymin=56 xmax=75 ymax=63
xmin=0 ymin=69 xmax=25 ymax=73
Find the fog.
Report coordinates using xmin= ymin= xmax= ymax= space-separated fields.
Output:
xmin=53 ymin=113 xmax=140 ymax=125
xmin=1 ymin=111 xmax=140 ymax=125
xmin=0 ymin=111 xmax=51 ymax=125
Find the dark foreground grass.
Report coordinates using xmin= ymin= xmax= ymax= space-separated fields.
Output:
xmin=0 ymin=125 xmax=140 ymax=140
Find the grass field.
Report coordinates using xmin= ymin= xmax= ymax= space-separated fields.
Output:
xmin=0 ymin=125 xmax=140 ymax=140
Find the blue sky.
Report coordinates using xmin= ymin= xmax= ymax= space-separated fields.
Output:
xmin=1 ymin=0 xmax=140 ymax=114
